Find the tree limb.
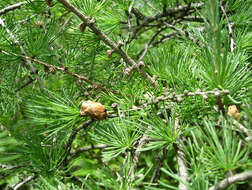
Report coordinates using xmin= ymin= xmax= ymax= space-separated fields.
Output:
xmin=0 ymin=2 xmax=27 ymax=16
xmin=209 ymin=171 xmax=252 ymax=190
xmin=56 ymin=0 xmax=157 ymax=87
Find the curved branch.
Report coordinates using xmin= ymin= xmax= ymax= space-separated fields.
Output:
xmin=209 ymin=171 xmax=252 ymax=190
xmin=0 ymin=2 xmax=27 ymax=16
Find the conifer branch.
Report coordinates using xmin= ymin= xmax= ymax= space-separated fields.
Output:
xmin=128 ymin=126 xmax=151 ymax=181
xmin=12 ymin=175 xmax=36 ymax=190
xmin=149 ymin=148 xmax=167 ymax=185
xmin=175 ymin=118 xmax=189 ymax=190
xmin=60 ymin=119 xmax=94 ymax=167
xmin=0 ymin=2 xmax=27 ymax=16
xmin=56 ymin=0 xmax=157 ymax=87
xmin=15 ymin=77 xmax=35 ymax=92
xmin=0 ymin=50 xmax=110 ymax=92
xmin=220 ymin=1 xmax=235 ymax=53
xmin=131 ymin=3 xmax=204 ymax=39
xmin=0 ymin=18 xmax=45 ymax=89
xmin=209 ymin=171 xmax=252 ymax=190
xmin=232 ymin=120 xmax=252 ymax=141
xmin=153 ymin=88 xmax=229 ymax=104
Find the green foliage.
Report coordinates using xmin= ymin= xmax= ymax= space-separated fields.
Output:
xmin=91 ymin=119 xmax=141 ymax=161
xmin=24 ymin=89 xmax=85 ymax=136
xmin=0 ymin=0 xmax=252 ymax=189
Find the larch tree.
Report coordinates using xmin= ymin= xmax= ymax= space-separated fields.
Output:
xmin=0 ymin=0 xmax=252 ymax=189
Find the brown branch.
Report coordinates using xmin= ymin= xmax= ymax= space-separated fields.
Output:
xmin=0 ymin=2 xmax=27 ymax=16
xmin=1 ymin=50 xmax=110 ymax=92
xmin=15 ymin=77 xmax=35 ymax=92
xmin=132 ymin=3 xmax=204 ymax=38
xmin=56 ymin=0 xmax=157 ymax=87
xmin=137 ymin=26 xmax=167 ymax=61
xmin=152 ymin=32 xmax=178 ymax=46
xmin=70 ymin=144 xmax=107 ymax=156
xmin=209 ymin=171 xmax=252 ymax=190
xmin=131 ymin=8 xmax=146 ymax=20
xmin=59 ymin=119 xmax=94 ymax=167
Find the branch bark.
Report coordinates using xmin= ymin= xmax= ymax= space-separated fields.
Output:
xmin=175 ymin=118 xmax=189 ymax=190
xmin=59 ymin=119 xmax=94 ymax=167
xmin=209 ymin=171 xmax=252 ymax=190
xmin=0 ymin=2 xmax=27 ymax=16
xmin=56 ymin=0 xmax=157 ymax=87
xmin=0 ymin=18 xmax=45 ymax=89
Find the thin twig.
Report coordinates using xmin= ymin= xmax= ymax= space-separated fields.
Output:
xmin=13 ymin=175 xmax=36 ymax=190
xmin=132 ymin=3 xmax=204 ymax=39
xmin=137 ymin=26 xmax=166 ymax=61
xmin=220 ymin=1 xmax=235 ymax=52
xmin=232 ymin=120 xmax=252 ymax=141
xmin=209 ymin=171 xmax=252 ymax=190
xmin=15 ymin=77 xmax=35 ymax=92
xmin=149 ymin=148 xmax=167 ymax=185
xmin=128 ymin=126 xmax=151 ymax=181
xmin=56 ymin=0 xmax=157 ymax=87
xmin=60 ymin=119 xmax=94 ymax=167
xmin=0 ymin=2 xmax=27 ymax=16
xmin=0 ymin=18 xmax=45 ymax=89
xmin=153 ymin=88 xmax=229 ymax=104
xmin=0 ymin=50 xmax=109 ymax=92
xmin=69 ymin=144 xmax=107 ymax=161
xmin=174 ymin=118 xmax=189 ymax=190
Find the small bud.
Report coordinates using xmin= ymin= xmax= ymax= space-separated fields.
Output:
xmin=84 ymin=91 xmax=89 ymax=96
xmin=177 ymin=96 xmax=183 ymax=103
xmin=111 ymin=103 xmax=118 ymax=108
xmin=118 ymin=40 xmax=124 ymax=47
xmin=49 ymin=67 xmax=56 ymax=74
xmin=214 ymin=91 xmax=220 ymax=97
xmin=124 ymin=68 xmax=131 ymax=75
xmin=213 ymin=105 xmax=219 ymax=112
xmin=202 ymin=94 xmax=208 ymax=100
xmin=138 ymin=61 xmax=145 ymax=68
xmin=183 ymin=90 xmax=189 ymax=95
xmin=106 ymin=49 xmax=113 ymax=58
xmin=35 ymin=21 xmax=43 ymax=28
xmin=79 ymin=23 xmax=87 ymax=32
xmin=77 ymin=79 xmax=82 ymax=86
xmin=196 ymin=89 xmax=201 ymax=94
